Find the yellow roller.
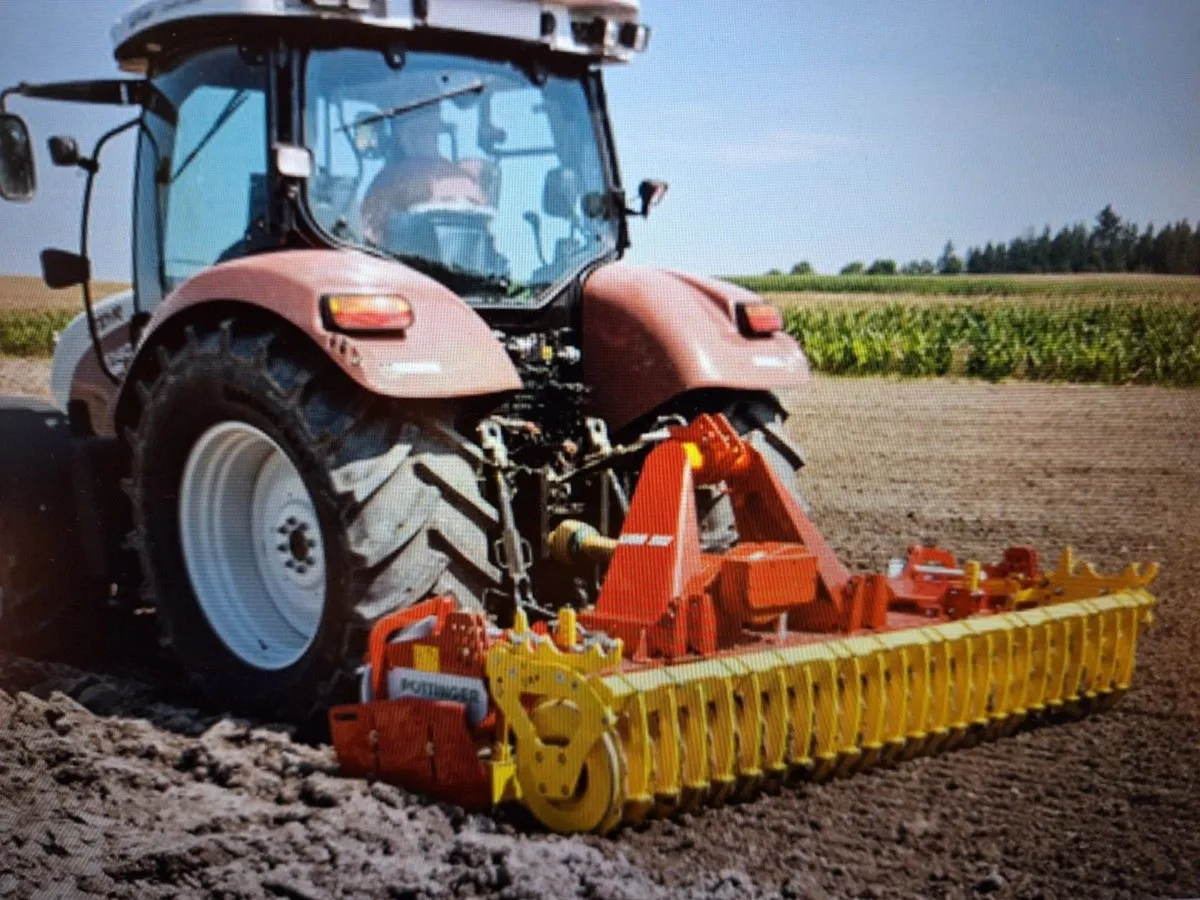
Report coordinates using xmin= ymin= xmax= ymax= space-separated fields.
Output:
xmin=488 ymin=583 xmax=1156 ymax=834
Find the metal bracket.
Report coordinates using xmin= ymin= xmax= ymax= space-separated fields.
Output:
xmin=479 ymin=418 xmax=538 ymax=618
xmin=584 ymin=417 xmax=612 ymax=457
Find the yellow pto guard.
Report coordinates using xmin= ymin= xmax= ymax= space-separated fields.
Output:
xmin=330 ymin=415 xmax=1158 ymax=835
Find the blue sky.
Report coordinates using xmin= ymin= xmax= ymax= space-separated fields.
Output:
xmin=1 ymin=0 xmax=1198 ymax=279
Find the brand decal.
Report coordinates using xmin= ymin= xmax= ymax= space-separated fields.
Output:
xmin=104 ymin=343 xmax=135 ymax=377
xmin=619 ymin=533 xmax=674 ymax=547
xmin=752 ymin=355 xmax=787 ymax=369
xmin=386 ymin=669 xmax=488 ymax=725
xmin=95 ymin=304 xmax=126 ymax=337
xmin=389 ymin=361 xmax=443 ymax=376
xmin=396 ymin=677 xmax=478 ymax=705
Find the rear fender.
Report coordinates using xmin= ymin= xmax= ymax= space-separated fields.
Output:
xmin=582 ymin=264 xmax=809 ymax=431
xmin=107 ymin=249 xmax=521 ymax=437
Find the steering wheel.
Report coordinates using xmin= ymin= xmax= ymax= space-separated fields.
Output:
xmin=385 ymin=203 xmax=508 ymax=278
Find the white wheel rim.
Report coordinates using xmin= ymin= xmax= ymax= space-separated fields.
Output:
xmin=179 ymin=422 xmax=327 ymax=671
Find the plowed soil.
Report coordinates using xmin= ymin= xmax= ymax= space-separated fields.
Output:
xmin=2 ymin=360 xmax=1198 ymax=900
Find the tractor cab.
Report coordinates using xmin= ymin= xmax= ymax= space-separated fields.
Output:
xmin=0 ymin=0 xmax=660 ymax=325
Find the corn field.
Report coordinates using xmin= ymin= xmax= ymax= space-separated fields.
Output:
xmin=3 ymin=293 xmax=1200 ymax=387
xmin=784 ymin=302 xmax=1200 ymax=386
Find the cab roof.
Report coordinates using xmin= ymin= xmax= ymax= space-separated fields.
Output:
xmin=113 ymin=0 xmax=648 ymax=71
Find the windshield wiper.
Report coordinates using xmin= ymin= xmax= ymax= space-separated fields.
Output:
xmin=170 ymin=89 xmax=249 ymax=183
xmin=340 ymin=79 xmax=486 ymax=132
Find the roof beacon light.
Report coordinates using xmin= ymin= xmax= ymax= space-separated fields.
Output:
xmin=619 ymin=22 xmax=651 ymax=52
xmin=574 ymin=17 xmax=622 ymax=50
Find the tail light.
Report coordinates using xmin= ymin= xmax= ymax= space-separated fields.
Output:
xmin=324 ymin=294 xmax=414 ymax=333
xmin=738 ymin=302 xmax=783 ymax=336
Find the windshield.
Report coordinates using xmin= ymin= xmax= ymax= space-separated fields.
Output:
xmin=305 ymin=49 xmax=619 ymax=303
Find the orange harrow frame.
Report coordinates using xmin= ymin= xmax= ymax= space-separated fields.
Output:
xmin=330 ymin=414 xmax=1158 ymax=833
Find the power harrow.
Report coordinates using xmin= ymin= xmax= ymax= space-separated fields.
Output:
xmin=330 ymin=414 xmax=1158 ymax=834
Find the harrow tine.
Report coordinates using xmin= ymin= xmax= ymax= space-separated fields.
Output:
xmin=556 ymin=591 xmax=1156 ymax=832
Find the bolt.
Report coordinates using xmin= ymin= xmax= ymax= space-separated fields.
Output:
xmin=285 ymin=560 xmax=295 ymax=569
xmin=297 ymin=565 xmax=308 ymax=575
xmin=278 ymin=525 xmax=289 ymax=535
xmin=305 ymin=557 xmax=316 ymax=567
xmin=277 ymin=544 xmax=289 ymax=553
xmin=286 ymin=516 xmax=298 ymax=527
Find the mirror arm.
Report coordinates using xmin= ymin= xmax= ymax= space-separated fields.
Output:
xmin=79 ymin=117 xmax=141 ymax=386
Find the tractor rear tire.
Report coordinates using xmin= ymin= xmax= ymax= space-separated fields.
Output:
xmin=698 ymin=410 xmax=809 ymax=553
xmin=0 ymin=397 xmax=95 ymax=658
xmin=127 ymin=322 xmax=503 ymax=723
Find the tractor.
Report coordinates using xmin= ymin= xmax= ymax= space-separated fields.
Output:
xmin=0 ymin=0 xmax=810 ymax=722
xmin=0 ymin=1 xmax=1158 ymax=834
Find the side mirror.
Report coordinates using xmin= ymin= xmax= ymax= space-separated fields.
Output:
xmin=0 ymin=114 xmax=36 ymax=202
xmin=48 ymin=135 xmax=82 ymax=168
xmin=40 ymin=248 xmax=91 ymax=290
xmin=543 ymin=166 xmax=581 ymax=220
xmin=638 ymin=179 xmax=669 ymax=217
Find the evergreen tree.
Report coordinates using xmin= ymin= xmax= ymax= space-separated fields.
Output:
xmin=937 ymin=241 xmax=963 ymax=275
xmin=1033 ymin=227 xmax=1052 ymax=273
xmin=965 ymin=246 xmax=985 ymax=274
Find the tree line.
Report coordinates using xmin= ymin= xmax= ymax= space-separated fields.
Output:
xmin=775 ymin=205 xmax=1200 ymax=277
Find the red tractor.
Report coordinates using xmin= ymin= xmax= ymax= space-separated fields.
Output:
xmin=0 ymin=0 xmax=810 ymax=723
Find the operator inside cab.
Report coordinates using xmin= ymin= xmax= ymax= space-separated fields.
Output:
xmin=357 ymin=74 xmax=502 ymax=272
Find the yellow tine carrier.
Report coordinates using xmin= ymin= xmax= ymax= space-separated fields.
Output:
xmin=488 ymin=574 xmax=1156 ymax=834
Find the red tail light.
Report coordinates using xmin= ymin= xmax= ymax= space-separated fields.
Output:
xmin=738 ymin=302 xmax=783 ymax=336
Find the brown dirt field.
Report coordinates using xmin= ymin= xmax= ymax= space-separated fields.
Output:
xmin=0 ymin=276 xmax=128 ymax=312
xmin=0 ymin=356 xmax=53 ymax=400
xmin=2 ymin=363 xmax=1198 ymax=899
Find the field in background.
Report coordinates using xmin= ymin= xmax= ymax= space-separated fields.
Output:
xmin=0 ymin=275 xmax=128 ymax=312
xmin=732 ymin=272 xmax=1200 ymax=304
xmin=0 ymin=276 xmax=129 ymax=356
xmin=783 ymin=302 xmax=1200 ymax=386
xmin=728 ymin=273 xmax=1200 ymax=387
xmin=2 ymin=272 xmax=1199 ymax=386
